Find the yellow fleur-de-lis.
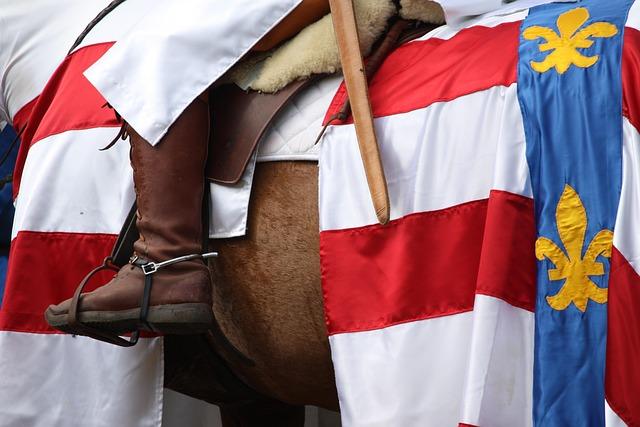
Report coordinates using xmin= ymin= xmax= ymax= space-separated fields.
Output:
xmin=523 ymin=7 xmax=618 ymax=74
xmin=535 ymin=185 xmax=612 ymax=312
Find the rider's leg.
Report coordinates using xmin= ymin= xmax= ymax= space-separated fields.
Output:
xmin=45 ymin=96 xmax=213 ymax=335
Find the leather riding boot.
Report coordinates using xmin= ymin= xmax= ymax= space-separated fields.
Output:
xmin=45 ymin=97 xmax=213 ymax=336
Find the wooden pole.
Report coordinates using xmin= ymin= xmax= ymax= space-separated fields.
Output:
xmin=329 ymin=0 xmax=390 ymax=225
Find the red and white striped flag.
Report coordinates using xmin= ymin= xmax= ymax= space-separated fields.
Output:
xmin=0 ymin=2 xmax=166 ymax=425
xmin=319 ymin=4 xmax=640 ymax=425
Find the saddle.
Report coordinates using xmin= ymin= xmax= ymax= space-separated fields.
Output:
xmin=206 ymin=18 xmax=435 ymax=185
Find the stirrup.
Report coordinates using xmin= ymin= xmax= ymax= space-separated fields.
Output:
xmin=68 ymin=252 xmax=218 ymax=347
xmin=67 ymin=257 xmax=139 ymax=347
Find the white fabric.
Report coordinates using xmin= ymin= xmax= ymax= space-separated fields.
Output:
xmin=0 ymin=332 xmax=164 ymax=427
xmin=0 ymin=0 xmax=111 ymax=122
xmin=257 ymin=75 xmax=342 ymax=162
xmin=437 ymin=0 xmax=573 ymax=27
xmin=606 ymin=400 xmax=628 ymax=427
xmin=85 ymin=0 xmax=302 ymax=146
xmin=0 ymin=2 xmax=335 ymax=424
xmin=319 ymin=84 xmax=530 ymax=231
xmin=0 ymin=0 xmax=332 ymax=241
xmin=209 ymin=153 xmax=257 ymax=239
xmin=614 ymin=119 xmax=640 ymax=275
xmin=0 ymin=2 xmax=167 ymax=426
xmin=412 ymin=9 xmax=527 ymax=42
xmin=437 ymin=0 xmax=502 ymax=25
xmin=71 ymin=1 xmax=160 ymax=54
xmin=329 ymin=313 xmax=474 ymax=427
xmin=319 ymin=7 xmax=640 ymax=424
xmin=319 ymin=72 xmax=536 ymax=426
xmin=81 ymin=0 xmax=329 ymax=239
xmin=317 ymin=13 xmax=542 ymax=422
xmin=459 ymin=296 xmax=534 ymax=427
xmin=626 ymin=0 xmax=640 ymax=30
xmin=12 ymin=128 xmax=134 ymax=238
xmin=0 ymin=0 xmax=327 ymax=239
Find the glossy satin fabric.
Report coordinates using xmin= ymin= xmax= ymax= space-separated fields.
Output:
xmin=85 ymin=0 xmax=302 ymax=146
xmin=438 ymin=0 xmax=574 ymax=26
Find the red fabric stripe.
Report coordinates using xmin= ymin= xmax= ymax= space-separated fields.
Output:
xmin=13 ymin=42 xmax=118 ymax=199
xmin=605 ymin=247 xmax=640 ymax=426
xmin=623 ymin=28 xmax=640 ymax=132
xmin=476 ymin=190 xmax=537 ymax=312
xmin=320 ymin=191 xmax=536 ymax=335
xmin=11 ymin=97 xmax=38 ymax=133
xmin=0 ymin=231 xmax=116 ymax=333
xmin=324 ymin=22 xmax=520 ymax=125
xmin=458 ymin=424 xmax=479 ymax=427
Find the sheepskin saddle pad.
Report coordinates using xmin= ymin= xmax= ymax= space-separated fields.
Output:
xmin=229 ymin=0 xmax=445 ymax=94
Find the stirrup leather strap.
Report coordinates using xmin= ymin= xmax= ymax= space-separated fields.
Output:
xmin=67 ymin=257 xmax=139 ymax=347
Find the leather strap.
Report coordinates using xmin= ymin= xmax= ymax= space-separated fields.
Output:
xmin=396 ymin=21 xmax=438 ymax=46
xmin=68 ymin=0 xmax=127 ymax=54
xmin=315 ymin=19 xmax=434 ymax=144
xmin=68 ymin=257 xmax=140 ymax=347
xmin=131 ymin=257 xmax=155 ymax=332
xmin=111 ymin=202 xmax=139 ymax=268
xmin=321 ymin=19 xmax=414 ymax=127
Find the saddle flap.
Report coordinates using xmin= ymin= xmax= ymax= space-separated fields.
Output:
xmin=206 ymin=78 xmax=314 ymax=185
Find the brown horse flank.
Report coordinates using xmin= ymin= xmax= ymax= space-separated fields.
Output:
xmin=215 ymin=162 xmax=338 ymax=410
xmin=161 ymin=161 xmax=337 ymax=426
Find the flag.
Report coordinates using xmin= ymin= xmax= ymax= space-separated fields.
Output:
xmin=0 ymin=2 xmax=165 ymax=425
xmin=520 ymin=1 xmax=633 ymax=423
xmin=319 ymin=1 xmax=640 ymax=425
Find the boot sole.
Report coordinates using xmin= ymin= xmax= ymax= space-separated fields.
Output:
xmin=45 ymin=303 xmax=214 ymax=336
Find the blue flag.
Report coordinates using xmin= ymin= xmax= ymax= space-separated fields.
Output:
xmin=0 ymin=124 xmax=18 ymax=306
xmin=519 ymin=0 xmax=634 ymax=424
